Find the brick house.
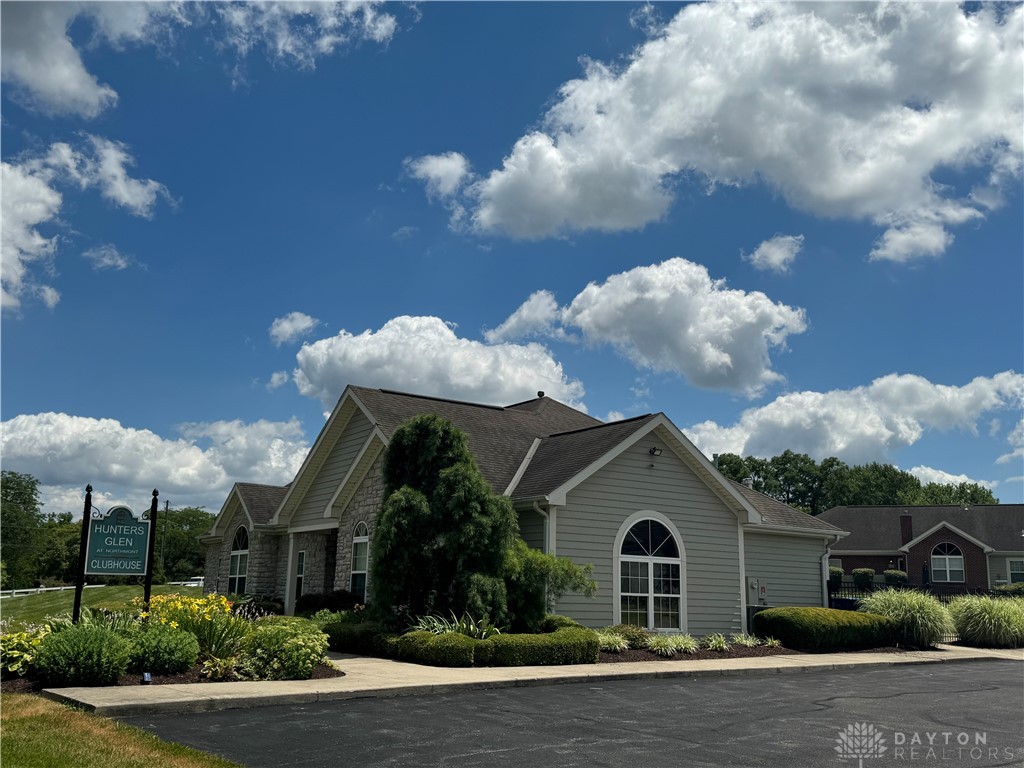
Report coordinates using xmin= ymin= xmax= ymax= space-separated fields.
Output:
xmin=200 ymin=385 xmax=844 ymax=632
xmin=818 ymin=505 xmax=1024 ymax=592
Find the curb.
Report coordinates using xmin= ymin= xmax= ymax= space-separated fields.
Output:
xmin=40 ymin=654 xmax=1015 ymax=717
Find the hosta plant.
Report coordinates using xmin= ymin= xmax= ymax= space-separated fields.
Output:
xmin=702 ymin=633 xmax=730 ymax=652
xmin=596 ymin=630 xmax=629 ymax=653
xmin=1 ymin=624 xmax=51 ymax=677
xmin=730 ymin=633 xmax=761 ymax=648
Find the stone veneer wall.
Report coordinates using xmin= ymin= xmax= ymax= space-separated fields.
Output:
xmin=293 ymin=532 xmax=328 ymax=598
xmin=334 ymin=454 xmax=385 ymax=598
xmin=200 ymin=503 xmax=281 ymax=596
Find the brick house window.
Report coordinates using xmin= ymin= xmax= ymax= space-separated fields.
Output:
xmin=295 ymin=550 xmax=305 ymax=598
xmin=931 ymin=542 xmax=964 ymax=583
xmin=1009 ymin=559 xmax=1024 ymax=584
xmin=351 ymin=522 xmax=369 ymax=602
xmin=229 ymin=526 xmax=249 ymax=594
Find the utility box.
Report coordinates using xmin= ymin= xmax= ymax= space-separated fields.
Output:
xmin=747 ymin=577 xmax=769 ymax=606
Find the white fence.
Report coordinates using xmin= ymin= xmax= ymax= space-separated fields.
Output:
xmin=0 ymin=584 xmax=106 ymax=599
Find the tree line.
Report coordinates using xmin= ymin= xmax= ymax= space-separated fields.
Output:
xmin=714 ymin=450 xmax=999 ymax=515
xmin=0 ymin=470 xmax=214 ymax=590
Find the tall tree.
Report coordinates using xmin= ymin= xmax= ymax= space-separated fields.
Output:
xmin=0 ymin=471 xmax=44 ymax=588
xmin=372 ymin=414 xmax=518 ymax=622
xmin=715 ymin=453 xmax=749 ymax=483
xmin=35 ymin=512 xmax=81 ymax=585
xmin=155 ymin=506 xmax=216 ymax=581
xmin=911 ymin=482 xmax=999 ymax=506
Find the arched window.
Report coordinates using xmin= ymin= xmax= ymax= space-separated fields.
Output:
xmin=351 ymin=522 xmax=369 ymax=602
xmin=228 ymin=526 xmax=249 ymax=594
xmin=931 ymin=542 xmax=964 ymax=583
xmin=619 ymin=518 xmax=682 ymax=630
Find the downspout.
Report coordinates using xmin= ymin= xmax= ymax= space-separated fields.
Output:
xmin=820 ymin=538 xmax=834 ymax=608
xmin=532 ymin=501 xmax=550 ymax=554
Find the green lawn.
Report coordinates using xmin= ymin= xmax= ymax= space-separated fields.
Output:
xmin=2 ymin=693 xmax=242 ymax=768
xmin=0 ymin=585 xmax=203 ymax=629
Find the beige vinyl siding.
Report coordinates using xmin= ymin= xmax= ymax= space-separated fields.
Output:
xmin=744 ymin=532 xmax=825 ymax=608
xmin=554 ymin=433 xmax=742 ymax=635
xmin=290 ymin=410 xmax=373 ymax=528
xmin=990 ymin=554 xmax=1024 ymax=587
xmin=518 ymin=507 xmax=545 ymax=551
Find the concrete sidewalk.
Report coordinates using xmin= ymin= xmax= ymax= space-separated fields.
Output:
xmin=40 ymin=644 xmax=1023 ymax=717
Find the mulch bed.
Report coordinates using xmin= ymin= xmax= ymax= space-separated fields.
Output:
xmin=1 ymin=662 xmax=343 ymax=694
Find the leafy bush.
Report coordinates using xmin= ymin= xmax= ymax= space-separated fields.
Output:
xmin=702 ymin=633 xmax=730 ymax=652
xmin=503 ymin=539 xmax=598 ymax=633
xmin=948 ymin=596 xmax=1024 ymax=648
xmin=238 ymin=620 xmax=329 ymax=680
xmin=539 ymin=614 xmax=582 ymax=632
xmin=34 ymin=625 xmax=131 ymax=686
xmin=646 ymin=633 xmax=699 ymax=657
xmin=410 ymin=612 xmax=503 ymax=639
xmin=1 ymin=625 xmax=51 ymax=677
xmin=323 ymin=621 xmax=388 ymax=655
xmin=596 ymin=630 xmax=628 ymax=653
xmin=308 ymin=609 xmax=348 ymax=629
xmin=607 ymin=624 xmax=654 ymax=650
xmin=130 ymin=623 xmax=200 ymax=675
xmin=295 ymin=589 xmax=362 ymax=616
xmin=883 ymin=569 xmax=908 ymax=586
xmin=852 ymin=568 xmax=876 ymax=590
xmin=828 ymin=567 xmax=844 ymax=588
xmin=393 ymin=630 xmax=476 ymax=667
xmin=752 ymin=607 xmax=897 ymax=651
xmin=993 ymin=583 xmax=1024 ymax=597
xmin=859 ymin=588 xmax=954 ymax=649
xmin=730 ymin=632 xmax=761 ymax=648
xmin=478 ymin=626 xmax=599 ymax=666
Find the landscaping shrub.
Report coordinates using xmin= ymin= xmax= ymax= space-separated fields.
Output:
xmin=730 ymin=632 xmax=761 ymax=648
xmin=752 ymin=607 xmax=897 ymax=651
xmin=883 ymin=569 xmax=908 ymax=586
xmin=993 ymin=583 xmax=1024 ymax=597
xmin=948 ymin=596 xmax=1024 ymax=648
xmin=308 ymin=609 xmax=348 ymax=629
xmin=607 ymin=624 xmax=654 ymax=650
xmin=130 ymin=623 xmax=200 ymax=675
xmin=478 ymin=626 xmax=598 ymax=666
xmin=596 ymin=630 xmax=629 ymax=653
xmin=1 ymin=624 xmax=51 ymax=678
xmin=238 ymin=620 xmax=329 ymax=680
xmin=45 ymin=607 xmax=141 ymax=637
xmin=852 ymin=568 xmax=876 ymax=590
xmin=828 ymin=567 xmax=844 ymax=589
xmin=503 ymin=539 xmax=597 ymax=633
xmin=645 ymin=633 xmax=698 ymax=657
xmin=33 ymin=624 xmax=131 ymax=686
xmin=323 ymin=620 xmax=389 ymax=655
xmin=295 ymin=589 xmax=362 ymax=616
xmin=539 ymin=614 xmax=582 ymax=632
xmin=393 ymin=630 xmax=476 ymax=667
xmin=702 ymin=633 xmax=730 ymax=651
xmin=858 ymin=588 xmax=953 ymax=649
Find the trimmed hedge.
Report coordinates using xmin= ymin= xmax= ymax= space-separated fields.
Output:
xmin=393 ymin=631 xmax=476 ymax=667
xmin=852 ymin=568 xmax=876 ymax=589
xmin=883 ymin=569 xmax=908 ymax=586
xmin=752 ymin=607 xmax=897 ymax=651
xmin=323 ymin=621 xmax=388 ymax=655
xmin=477 ymin=627 xmax=599 ymax=666
xmin=828 ymin=567 xmax=844 ymax=588
xmin=539 ymin=614 xmax=583 ymax=632
xmin=295 ymin=589 xmax=362 ymax=616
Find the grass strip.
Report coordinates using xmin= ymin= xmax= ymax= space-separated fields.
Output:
xmin=2 ymin=586 xmax=203 ymax=629
xmin=1 ymin=693 xmax=242 ymax=768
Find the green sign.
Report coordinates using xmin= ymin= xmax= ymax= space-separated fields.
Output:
xmin=85 ymin=505 xmax=150 ymax=576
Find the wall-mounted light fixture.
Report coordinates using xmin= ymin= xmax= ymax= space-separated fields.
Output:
xmin=649 ymin=447 xmax=663 ymax=456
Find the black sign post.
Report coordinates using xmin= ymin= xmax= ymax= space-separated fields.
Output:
xmin=143 ymin=489 xmax=159 ymax=609
xmin=72 ymin=485 xmax=93 ymax=623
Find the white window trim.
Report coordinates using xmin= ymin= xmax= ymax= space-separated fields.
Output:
xmin=228 ymin=526 xmax=249 ymax=594
xmin=351 ymin=522 xmax=369 ymax=602
xmin=1008 ymin=559 xmax=1024 ymax=584
xmin=612 ymin=511 xmax=687 ymax=632
xmin=931 ymin=542 xmax=965 ymax=583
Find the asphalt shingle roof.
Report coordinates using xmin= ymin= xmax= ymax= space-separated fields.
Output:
xmin=728 ymin=480 xmax=844 ymax=532
xmin=818 ymin=505 xmax=1024 ymax=551
xmin=350 ymin=386 xmax=601 ymax=496
xmin=235 ymin=482 xmax=289 ymax=525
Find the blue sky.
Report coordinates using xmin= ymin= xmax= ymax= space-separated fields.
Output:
xmin=2 ymin=1 xmax=1022 ymax=517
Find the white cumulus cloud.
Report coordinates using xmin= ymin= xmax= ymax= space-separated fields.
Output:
xmin=997 ymin=419 xmax=1023 ymax=466
xmin=405 ymin=152 xmax=472 ymax=200
xmin=293 ymin=315 xmax=586 ymax=411
xmin=491 ymin=259 xmax=806 ymax=396
xmin=744 ymin=234 xmax=804 ymax=273
xmin=267 ymin=371 xmax=291 ymax=391
xmin=83 ymin=244 xmax=132 ymax=271
xmin=684 ymin=370 xmax=1024 ymax=465
xmin=2 ymin=138 xmax=170 ymax=313
xmin=907 ymin=465 xmax=995 ymax=490
xmin=431 ymin=3 xmax=1021 ymax=259
xmin=1 ymin=412 xmax=309 ymax=517
xmin=270 ymin=311 xmax=320 ymax=346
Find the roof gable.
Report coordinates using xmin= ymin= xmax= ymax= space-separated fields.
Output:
xmin=819 ymin=505 xmax=1024 ymax=551
xmin=900 ymin=521 xmax=995 ymax=554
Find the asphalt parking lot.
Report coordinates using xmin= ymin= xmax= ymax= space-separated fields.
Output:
xmin=120 ymin=660 xmax=1024 ymax=768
